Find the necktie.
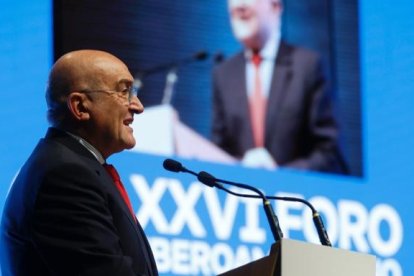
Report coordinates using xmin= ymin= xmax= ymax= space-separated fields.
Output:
xmin=103 ymin=164 xmax=136 ymax=222
xmin=250 ymin=53 xmax=267 ymax=148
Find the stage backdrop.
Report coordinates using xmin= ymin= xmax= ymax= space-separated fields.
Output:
xmin=1 ymin=0 xmax=413 ymax=276
xmin=54 ymin=0 xmax=363 ymax=176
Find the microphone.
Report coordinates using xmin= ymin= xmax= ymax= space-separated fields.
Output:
xmin=198 ymin=171 xmax=284 ymax=242
xmin=162 ymin=158 xmax=331 ymax=246
xmin=137 ymin=50 xmax=209 ymax=78
xmin=213 ymin=52 xmax=225 ymax=64
xmin=198 ymin=171 xmax=331 ymax=247
xmin=163 ymin=159 xmax=283 ymax=242
xmin=137 ymin=51 xmax=208 ymax=105
xmin=163 ymin=158 xmax=184 ymax=173
xmin=162 ymin=159 xmax=215 ymax=187
xmin=267 ymin=196 xmax=332 ymax=247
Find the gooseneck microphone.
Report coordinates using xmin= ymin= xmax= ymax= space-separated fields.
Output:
xmin=199 ymin=170 xmax=331 ymax=246
xmin=163 ymin=158 xmax=332 ymax=246
xmin=162 ymin=158 xmax=213 ymax=185
xmin=135 ymin=51 xmax=209 ymax=105
xmin=163 ymin=158 xmax=185 ymax=172
xmin=266 ymin=196 xmax=331 ymax=247
xmin=162 ymin=158 xmax=197 ymax=176
xmin=164 ymin=159 xmax=283 ymax=242
xmin=199 ymin=171 xmax=331 ymax=247
xmin=198 ymin=171 xmax=285 ymax=242
xmin=137 ymin=51 xmax=209 ymax=78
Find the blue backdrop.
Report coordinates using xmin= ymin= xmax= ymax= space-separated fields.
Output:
xmin=1 ymin=0 xmax=413 ymax=275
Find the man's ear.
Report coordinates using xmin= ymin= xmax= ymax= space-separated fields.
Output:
xmin=66 ymin=92 xmax=90 ymax=121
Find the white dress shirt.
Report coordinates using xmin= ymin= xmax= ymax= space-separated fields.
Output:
xmin=245 ymin=30 xmax=281 ymax=99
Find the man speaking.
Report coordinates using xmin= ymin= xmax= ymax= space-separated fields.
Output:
xmin=0 ymin=50 xmax=158 ymax=275
xmin=212 ymin=0 xmax=347 ymax=173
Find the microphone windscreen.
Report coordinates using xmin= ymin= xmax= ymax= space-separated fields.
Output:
xmin=193 ymin=51 xmax=209 ymax=61
xmin=197 ymin=171 xmax=216 ymax=187
xmin=214 ymin=52 xmax=225 ymax=64
xmin=163 ymin=159 xmax=183 ymax=172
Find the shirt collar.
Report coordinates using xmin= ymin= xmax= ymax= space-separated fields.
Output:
xmin=245 ymin=29 xmax=281 ymax=61
xmin=65 ymin=131 xmax=106 ymax=164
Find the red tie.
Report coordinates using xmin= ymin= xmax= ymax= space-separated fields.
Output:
xmin=103 ymin=164 xmax=136 ymax=222
xmin=250 ymin=53 xmax=267 ymax=148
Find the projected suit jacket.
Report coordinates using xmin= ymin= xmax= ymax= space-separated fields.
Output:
xmin=212 ymin=41 xmax=347 ymax=174
xmin=0 ymin=128 xmax=158 ymax=276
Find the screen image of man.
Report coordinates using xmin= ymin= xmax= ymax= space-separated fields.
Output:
xmin=0 ymin=50 xmax=158 ymax=275
xmin=212 ymin=0 xmax=347 ymax=173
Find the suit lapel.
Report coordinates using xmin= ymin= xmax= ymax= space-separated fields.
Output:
xmin=100 ymin=165 xmax=157 ymax=274
xmin=101 ymin=166 xmax=141 ymax=235
xmin=135 ymin=219 xmax=158 ymax=275
xmin=45 ymin=127 xmax=157 ymax=275
xmin=46 ymin=128 xmax=142 ymax=235
xmin=233 ymin=53 xmax=255 ymax=148
xmin=100 ymin=163 xmax=158 ymax=275
xmin=265 ymin=42 xmax=293 ymax=144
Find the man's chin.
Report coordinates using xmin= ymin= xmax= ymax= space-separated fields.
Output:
xmin=125 ymin=142 xmax=136 ymax=150
xmin=122 ymin=137 xmax=136 ymax=150
xmin=231 ymin=20 xmax=257 ymax=42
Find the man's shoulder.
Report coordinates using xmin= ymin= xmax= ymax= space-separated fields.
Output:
xmin=17 ymin=129 xmax=99 ymax=187
xmin=30 ymin=131 xmax=82 ymax=165
xmin=278 ymin=41 xmax=321 ymax=63
xmin=2 ymin=131 xmax=92 ymax=222
xmin=214 ymin=51 xmax=244 ymax=73
xmin=216 ymin=41 xmax=320 ymax=66
xmin=6 ymin=130 xmax=104 ymax=212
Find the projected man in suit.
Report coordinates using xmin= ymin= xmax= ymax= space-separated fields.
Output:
xmin=212 ymin=0 xmax=347 ymax=173
xmin=0 ymin=50 xmax=158 ymax=275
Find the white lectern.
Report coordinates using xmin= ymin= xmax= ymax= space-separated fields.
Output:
xmin=130 ymin=104 xmax=236 ymax=163
xmin=218 ymin=239 xmax=376 ymax=276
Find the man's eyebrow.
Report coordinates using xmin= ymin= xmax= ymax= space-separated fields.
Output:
xmin=118 ymin=78 xmax=133 ymax=84
xmin=117 ymin=79 xmax=133 ymax=87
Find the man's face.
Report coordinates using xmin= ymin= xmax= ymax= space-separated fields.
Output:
xmin=85 ymin=56 xmax=143 ymax=158
xmin=228 ymin=0 xmax=281 ymax=49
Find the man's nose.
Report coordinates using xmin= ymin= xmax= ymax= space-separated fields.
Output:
xmin=129 ymin=95 xmax=144 ymax=114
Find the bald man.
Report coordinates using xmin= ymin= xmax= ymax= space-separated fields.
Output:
xmin=0 ymin=50 xmax=158 ymax=275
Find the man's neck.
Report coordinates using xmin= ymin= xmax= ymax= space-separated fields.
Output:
xmin=62 ymin=128 xmax=106 ymax=164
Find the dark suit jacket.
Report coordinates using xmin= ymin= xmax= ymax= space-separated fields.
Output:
xmin=0 ymin=128 xmax=158 ymax=276
xmin=212 ymin=41 xmax=347 ymax=173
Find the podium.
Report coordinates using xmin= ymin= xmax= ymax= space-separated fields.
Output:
xmin=218 ymin=239 xmax=376 ymax=276
xmin=130 ymin=104 xmax=236 ymax=163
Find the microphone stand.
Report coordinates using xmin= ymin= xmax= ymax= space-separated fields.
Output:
xmin=135 ymin=51 xmax=208 ymax=105
xmin=198 ymin=171 xmax=331 ymax=247
xmin=198 ymin=172 xmax=283 ymax=242
xmin=161 ymin=67 xmax=178 ymax=105
xmin=162 ymin=159 xmax=331 ymax=246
